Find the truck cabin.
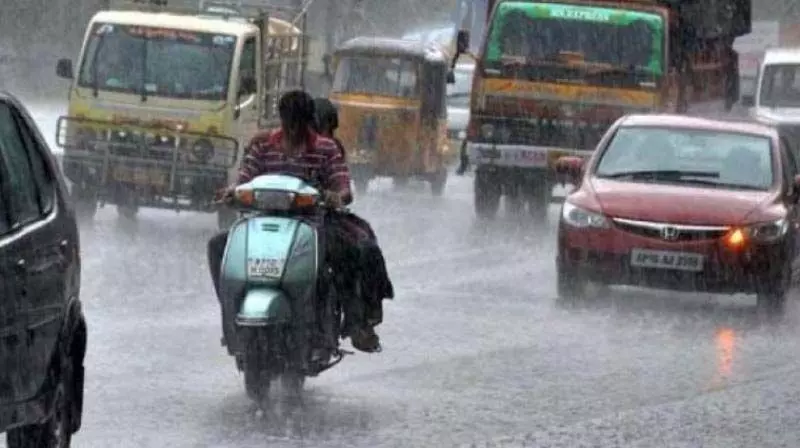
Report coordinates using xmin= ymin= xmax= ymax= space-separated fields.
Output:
xmin=55 ymin=12 xmax=255 ymax=108
xmin=451 ymin=0 xmax=749 ymax=109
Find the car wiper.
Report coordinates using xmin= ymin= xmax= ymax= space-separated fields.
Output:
xmin=600 ymin=170 xmax=720 ymax=179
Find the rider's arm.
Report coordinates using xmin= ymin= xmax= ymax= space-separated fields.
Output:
xmin=319 ymin=138 xmax=353 ymax=206
xmin=236 ymin=136 xmax=270 ymax=185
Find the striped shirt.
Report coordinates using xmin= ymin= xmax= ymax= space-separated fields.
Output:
xmin=237 ymin=128 xmax=351 ymax=195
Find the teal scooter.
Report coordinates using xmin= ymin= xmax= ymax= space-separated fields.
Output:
xmin=218 ymin=173 xmax=350 ymax=405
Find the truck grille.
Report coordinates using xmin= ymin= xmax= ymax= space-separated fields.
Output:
xmin=476 ymin=117 xmax=612 ymax=150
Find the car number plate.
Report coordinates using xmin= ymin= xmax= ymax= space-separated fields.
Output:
xmin=630 ymin=249 xmax=704 ymax=272
xmin=247 ymin=258 xmax=284 ymax=278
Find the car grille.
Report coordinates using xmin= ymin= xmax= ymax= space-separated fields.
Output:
xmin=612 ymin=218 xmax=729 ymax=242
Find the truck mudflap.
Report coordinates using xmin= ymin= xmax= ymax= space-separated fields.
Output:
xmin=55 ymin=115 xmax=239 ymax=193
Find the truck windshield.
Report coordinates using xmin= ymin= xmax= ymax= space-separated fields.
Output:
xmin=77 ymin=23 xmax=236 ymax=101
xmin=332 ymin=56 xmax=419 ymax=98
xmin=758 ymin=64 xmax=800 ymax=108
xmin=483 ymin=2 xmax=665 ymax=87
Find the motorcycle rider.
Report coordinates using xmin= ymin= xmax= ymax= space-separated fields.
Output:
xmin=207 ymin=90 xmax=390 ymax=353
xmin=312 ymin=96 xmax=394 ymax=330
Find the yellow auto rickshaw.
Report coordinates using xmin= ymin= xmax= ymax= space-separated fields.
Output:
xmin=329 ymin=36 xmax=454 ymax=195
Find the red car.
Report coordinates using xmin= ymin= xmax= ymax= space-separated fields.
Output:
xmin=555 ymin=114 xmax=800 ymax=310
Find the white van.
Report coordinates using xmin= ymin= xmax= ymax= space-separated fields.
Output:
xmin=743 ymin=47 xmax=800 ymax=126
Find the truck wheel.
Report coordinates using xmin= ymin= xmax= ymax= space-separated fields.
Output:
xmin=525 ymin=179 xmax=550 ymax=224
xmin=70 ymin=185 xmax=98 ymax=221
xmin=474 ymin=169 xmax=500 ymax=220
xmin=504 ymin=183 xmax=524 ymax=216
xmin=429 ymin=168 xmax=447 ymax=196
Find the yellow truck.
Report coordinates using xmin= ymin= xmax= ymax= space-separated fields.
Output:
xmin=54 ymin=0 xmax=311 ymax=227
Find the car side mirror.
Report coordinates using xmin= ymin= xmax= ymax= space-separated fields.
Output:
xmin=446 ymin=71 xmax=455 ymax=84
xmin=554 ymin=156 xmax=585 ymax=184
xmin=740 ymin=94 xmax=755 ymax=107
xmin=56 ymin=58 xmax=73 ymax=79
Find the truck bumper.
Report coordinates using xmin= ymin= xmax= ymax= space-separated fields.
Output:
xmin=466 ymin=142 xmax=590 ymax=170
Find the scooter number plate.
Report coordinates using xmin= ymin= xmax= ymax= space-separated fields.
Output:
xmin=247 ymin=258 xmax=284 ymax=278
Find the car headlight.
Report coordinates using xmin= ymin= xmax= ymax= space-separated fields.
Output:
xmin=561 ymin=202 xmax=609 ymax=228
xmin=744 ymin=218 xmax=789 ymax=243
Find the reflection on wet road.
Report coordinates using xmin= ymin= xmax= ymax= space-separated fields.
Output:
xmin=6 ymin=104 xmax=800 ymax=447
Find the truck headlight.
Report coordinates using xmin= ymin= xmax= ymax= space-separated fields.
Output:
xmin=190 ymin=139 xmax=214 ymax=163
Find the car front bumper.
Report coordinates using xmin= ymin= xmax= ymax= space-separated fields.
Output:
xmin=557 ymin=221 xmax=790 ymax=294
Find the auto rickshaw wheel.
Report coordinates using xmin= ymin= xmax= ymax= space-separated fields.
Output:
xmin=429 ymin=168 xmax=447 ymax=196
xmin=474 ymin=169 xmax=500 ymax=220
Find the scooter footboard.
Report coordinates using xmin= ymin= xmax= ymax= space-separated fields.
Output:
xmin=236 ymin=288 xmax=292 ymax=327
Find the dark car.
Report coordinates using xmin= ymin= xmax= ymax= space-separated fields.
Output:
xmin=0 ymin=92 xmax=86 ymax=447
xmin=555 ymin=114 xmax=800 ymax=311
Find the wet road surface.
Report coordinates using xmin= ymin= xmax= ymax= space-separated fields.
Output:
xmin=5 ymin=104 xmax=800 ymax=447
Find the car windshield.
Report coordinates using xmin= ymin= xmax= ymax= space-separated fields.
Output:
xmin=758 ymin=63 xmax=800 ymax=108
xmin=483 ymin=2 xmax=664 ymax=87
xmin=595 ymin=126 xmax=774 ymax=190
xmin=77 ymin=23 xmax=236 ymax=101
xmin=332 ymin=56 xmax=420 ymax=98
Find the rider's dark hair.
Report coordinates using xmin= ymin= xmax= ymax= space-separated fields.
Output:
xmin=313 ymin=97 xmax=339 ymax=134
xmin=278 ymin=90 xmax=316 ymax=127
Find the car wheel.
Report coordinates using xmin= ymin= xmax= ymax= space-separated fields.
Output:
xmin=6 ymin=357 xmax=73 ymax=448
xmin=556 ymin=261 xmax=586 ymax=300
xmin=757 ymin=262 xmax=792 ymax=313
xmin=474 ymin=170 xmax=500 ymax=220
